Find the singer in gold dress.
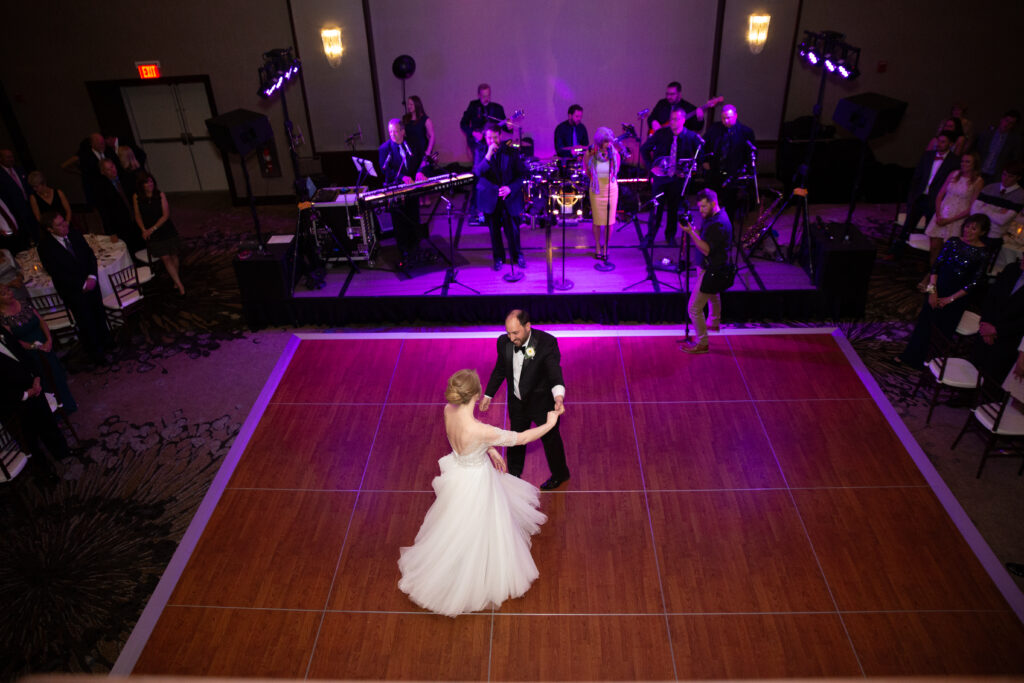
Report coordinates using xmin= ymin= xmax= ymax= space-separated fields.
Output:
xmin=585 ymin=127 xmax=620 ymax=260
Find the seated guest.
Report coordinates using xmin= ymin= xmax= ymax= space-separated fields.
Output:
xmin=36 ymin=212 xmax=111 ymax=367
xmin=28 ymin=171 xmax=72 ymax=225
xmin=96 ymin=159 xmax=144 ymax=253
xmin=554 ymin=105 xmax=589 ymax=158
xmin=0 ymin=283 xmax=77 ymax=412
xmin=974 ymin=254 xmax=1024 ymax=380
xmin=976 ymin=110 xmax=1022 ymax=183
xmin=972 ymin=163 xmax=1024 ymax=270
xmin=133 ymin=171 xmax=185 ymax=295
xmin=0 ymin=325 xmax=66 ymax=484
xmin=898 ymin=214 xmax=990 ymax=367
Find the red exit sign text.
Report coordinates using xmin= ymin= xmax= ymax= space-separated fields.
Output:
xmin=135 ymin=62 xmax=161 ymax=79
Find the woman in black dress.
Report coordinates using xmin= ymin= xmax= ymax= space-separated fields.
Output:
xmin=898 ymin=213 xmax=991 ymax=367
xmin=27 ymin=171 xmax=72 ymax=225
xmin=402 ymin=95 xmax=435 ymax=163
xmin=132 ymin=171 xmax=184 ymax=295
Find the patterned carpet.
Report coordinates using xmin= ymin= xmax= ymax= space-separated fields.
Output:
xmin=0 ymin=196 xmax=1020 ymax=680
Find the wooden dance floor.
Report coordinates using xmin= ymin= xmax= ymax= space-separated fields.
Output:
xmin=120 ymin=330 xmax=1024 ymax=679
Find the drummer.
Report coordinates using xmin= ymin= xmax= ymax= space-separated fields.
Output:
xmin=554 ymin=105 xmax=589 ymax=159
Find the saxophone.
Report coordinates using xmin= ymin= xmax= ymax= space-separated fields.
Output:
xmin=741 ymin=188 xmax=784 ymax=250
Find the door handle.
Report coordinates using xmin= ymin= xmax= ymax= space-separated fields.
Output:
xmin=180 ymin=132 xmax=189 ymax=145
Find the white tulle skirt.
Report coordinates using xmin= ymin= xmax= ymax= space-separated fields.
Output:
xmin=398 ymin=453 xmax=547 ymax=617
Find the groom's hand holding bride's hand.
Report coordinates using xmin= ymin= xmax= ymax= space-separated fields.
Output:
xmin=479 ymin=396 xmax=492 ymax=412
xmin=487 ymin=447 xmax=507 ymax=473
xmin=546 ymin=404 xmax=564 ymax=425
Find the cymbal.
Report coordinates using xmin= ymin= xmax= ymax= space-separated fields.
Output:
xmin=569 ymin=146 xmax=588 ymax=154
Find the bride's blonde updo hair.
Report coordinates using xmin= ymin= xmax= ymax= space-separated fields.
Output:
xmin=445 ymin=369 xmax=481 ymax=405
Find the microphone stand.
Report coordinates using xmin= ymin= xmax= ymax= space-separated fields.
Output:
xmin=424 ymin=194 xmax=477 ymax=295
xmin=500 ymin=199 xmax=524 ymax=283
xmin=595 ymin=153 xmax=615 ymax=272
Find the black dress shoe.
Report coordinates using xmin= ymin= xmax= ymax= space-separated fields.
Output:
xmin=666 ymin=236 xmax=677 ymax=247
xmin=540 ymin=475 xmax=569 ymax=490
xmin=516 ymin=254 xmax=526 ymax=267
xmin=493 ymin=259 xmax=504 ymax=271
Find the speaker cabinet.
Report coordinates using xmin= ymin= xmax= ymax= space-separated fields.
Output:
xmin=833 ymin=93 xmax=907 ymax=141
xmin=233 ymin=242 xmax=293 ymax=328
xmin=206 ymin=109 xmax=274 ymax=156
xmin=807 ymin=223 xmax=876 ymax=318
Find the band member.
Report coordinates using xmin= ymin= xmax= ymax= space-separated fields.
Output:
xmin=474 ymin=123 xmax=528 ymax=270
xmin=680 ymin=189 xmax=732 ymax=354
xmin=702 ymin=104 xmax=756 ymax=227
xmin=554 ymin=105 xmax=589 ymax=158
xmin=585 ymin=127 xmax=620 ymax=260
xmin=640 ymin=107 xmax=701 ymax=247
xmin=459 ymin=84 xmax=512 ymax=153
xmin=402 ymin=95 xmax=435 ymax=163
xmin=378 ymin=118 xmax=431 ymax=267
xmin=649 ymin=81 xmax=705 ymax=134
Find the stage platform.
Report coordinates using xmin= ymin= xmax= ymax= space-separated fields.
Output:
xmin=237 ymin=209 xmax=872 ymax=326
xmin=116 ymin=329 xmax=1024 ymax=679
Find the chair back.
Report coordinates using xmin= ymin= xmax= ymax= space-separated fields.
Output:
xmin=108 ymin=264 xmax=143 ymax=309
xmin=972 ymin=370 xmax=1015 ymax=433
xmin=29 ymin=293 xmax=76 ymax=330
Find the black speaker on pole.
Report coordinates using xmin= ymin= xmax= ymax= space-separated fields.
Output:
xmin=833 ymin=93 xmax=907 ymax=141
xmin=205 ymin=109 xmax=274 ymax=156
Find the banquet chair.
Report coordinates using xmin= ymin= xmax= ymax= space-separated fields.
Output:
xmin=954 ymin=310 xmax=981 ymax=337
xmin=132 ymin=248 xmax=157 ymax=285
xmin=951 ymin=372 xmax=1024 ymax=478
xmin=910 ymin=323 xmax=979 ymax=425
xmin=29 ymin=293 xmax=79 ymax=348
xmin=0 ymin=426 xmax=30 ymax=483
xmin=103 ymin=264 xmax=146 ymax=330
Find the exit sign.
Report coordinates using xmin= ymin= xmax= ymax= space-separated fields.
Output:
xmin=135 ymin=61 xmax=161 ymax=79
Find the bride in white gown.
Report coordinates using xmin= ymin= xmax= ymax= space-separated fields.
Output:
xmin=398 ymin=369 xmax=563 ymax=617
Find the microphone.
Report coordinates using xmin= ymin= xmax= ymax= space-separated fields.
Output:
xmin=637 ymin=108 xmax=650 ymax=117
xmin=746 ymin=140 xmax=757 ymax=151
xmin=694 ymin=133 xmax=706 ymax=146
xmin=383 ymin=150 xmax=392 ymax=181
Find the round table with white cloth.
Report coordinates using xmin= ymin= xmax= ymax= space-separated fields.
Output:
xmin=16 ymin=233 xmax=132 ymax=301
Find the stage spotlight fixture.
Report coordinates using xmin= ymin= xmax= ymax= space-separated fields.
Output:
xmin=258 ymin=47 xmax=301 ymax=99
xmin=824 ymin=55 xmax=836 ymax=72
xmin=807 ymin=50 xmax=819 ymax=65
xmin=798 ymin=41 xmax=808 ymax=58
xmin=798 ymin=30 xmax=860 ymax=81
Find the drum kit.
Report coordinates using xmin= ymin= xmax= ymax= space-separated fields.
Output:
xmin=523 ymin=147 xmax=590 ymax=227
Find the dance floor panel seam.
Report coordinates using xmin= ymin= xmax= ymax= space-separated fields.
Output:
xmin=127 ymin=332 xmax=1024 ymax=679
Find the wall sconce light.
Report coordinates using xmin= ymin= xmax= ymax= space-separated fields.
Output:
xmin=747 ymin=14 xmax=770 ymax=54
xmin=321 ymin=28 xmax=343 ymax=67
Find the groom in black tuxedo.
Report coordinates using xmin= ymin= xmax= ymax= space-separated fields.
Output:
xmin=480 ymin=309 xmax=569 ymax=490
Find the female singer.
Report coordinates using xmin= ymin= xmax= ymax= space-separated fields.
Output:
xmin=584 ymin=127 xmax=621 ymax=260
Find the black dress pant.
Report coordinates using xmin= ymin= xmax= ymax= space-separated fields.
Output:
xmin=891 ymin=194 xmax=935 ymax=254
xmin=506 ymin=393 xmax=568 ymax=479
xmin=388 ymin=196 xmax=421 ymax=255
xmin=647 ymin=178 xmax=683 ymax=246
xmin=70 ymin=290 xmax=111 ymax=363
xmin=486 ymin=201 xmax=521 ymax=262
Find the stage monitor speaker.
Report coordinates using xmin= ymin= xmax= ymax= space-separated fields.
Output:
xmin=205 ymin=109 xmax=273 ymax=156
xmin=833 ymin=93 xmax=907 ymax=141
xmin=806 ymin=223 xmax=876 ymax=318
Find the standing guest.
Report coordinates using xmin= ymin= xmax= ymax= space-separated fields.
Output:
xmin=61 ymin=133 xmax=114 ymax=208
xmin=133 ymin=172 xmax=184 ymax=295
xmin=919 ymin=152 xmax=984 ymax=289
xmin=926 ymin=117 xmax=968 ymax=157
xmin=96 ymin=159 xmax=144 ymax=253
xmin=679 ymin=189 xmax=732 ymax=354
xmin=640 ymin=106 xmax=701 ymax=247
xmin=36 ymin=213 xmax=111 ymax=367
xmin=0 ymin=283 xmax=77 ymax=412
xmin=898 ymin=214 xmax=990 ymax=367
xmin=117 ymin=145 xmax=143 ymax=188
xmin=554 ymin=105 xmax=589 ymax=158
xmin=0 ymin=325 xmax=66 ymax=484
xmin=648 ymin=81 xmax=706 ymax=134
xmin=28 ymin=171 xmax=72 ymax=225
xmin=886 ymin=132 xmax=960 ymax=258
xmin=480 ymin=309 xmax=570 ymax=490
xmin=585 ymin=126 xmax=620 ymax=260
xmin=0 ymin=149 xmax=37 ymax=243
xmin=474 ymin=123 xmax=528 ymax=270
xmin=976 ymin=110 xmax=1022 ymax=183
xmin=402 ymin=95 xmax=435 ymax=163
xmin=0 ymin=195 xmax=30 ymax=255
xmin=378 ymin=118 xmax=431 ymax=268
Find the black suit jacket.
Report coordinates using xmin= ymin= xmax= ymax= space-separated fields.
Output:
xmin=0 ymin=327 xmax=37 ymax=419
xmin=459 ymin=100 xmax=509 ymax=149
xmin=704 ymin=121 xmax=756 ymax=176
xmin=0 ymin=165 xmax=30 ymax=209
xmin=976 ymin=261 xmax=1024 ymax=377
xmin=37 ymin=231 xmax=99 ymax=308
xmin=640 ymin=127 xmax=701 ymax=186
xmin=553 ymin=120 xmax=589 ymax=158
xmin=95 ymin=176 xmax=134 ymax=237
xmin=485 ymin=328 xmax=564 ymax=407
xmin=908 ymin=151 xmax=959 ymax=204
xmin=378 ymin=139 xmax=424 ymax=186
xmin=473 ymin=145 xmax=527 ymax=216
xmin=976 ymin=126 xmax=1022 ymax=175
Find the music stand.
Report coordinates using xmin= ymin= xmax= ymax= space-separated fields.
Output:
xmin=424 ymin=194 xmax=478 ymax=296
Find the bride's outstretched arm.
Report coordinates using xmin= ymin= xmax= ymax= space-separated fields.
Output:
xmin=487 ymin=447 xmax=507 ymax=473
xmin=511 ymin=404 xmax=564 ymax=446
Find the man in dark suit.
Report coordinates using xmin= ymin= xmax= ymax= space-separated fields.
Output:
xmin=95 ymin=159 xmax=143 ymax=253
xmin=976 ymin=110 xmax=1022 ymax=183
xmin=886 ymin=132 xmax=960 ymax=258
xmin=480 ymin=309 xmax=569 ymax=490
xmin=554 ymin=104 xmax=589 ymax=158
xmin=474 ymin=123 xmax=528 ymax=270
xmin=975 ymin=258 xmax=1024 ymax=379
xmin=0 ymin=148 xmax=37 ymax=245
xmin=37 ymin=212 xmax=111 ymax=365
xmin=378 ymin=118 xmax=432 ymax=268
xmin=0 ymin=325 xmax=66 ymax=483
xmin=60 ymin=133 xmax=115 ymax=210
xmin=640 ymin=106 xmax=702 ymax=247
xmin=460 ymin=84 xmax=512 ymax=223
xmin=702 ymin=104 xmax=756 ymax=228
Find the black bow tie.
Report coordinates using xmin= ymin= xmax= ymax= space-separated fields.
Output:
xmin=515 ymin=345 xmax=527 ymax=354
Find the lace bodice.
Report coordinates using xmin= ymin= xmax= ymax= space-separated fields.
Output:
xmin=448 ymin=425 xmax=518 ymax=467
